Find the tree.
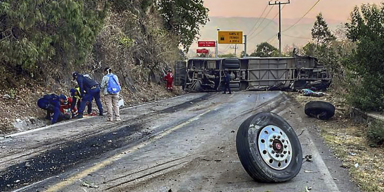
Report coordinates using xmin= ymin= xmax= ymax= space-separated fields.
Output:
xmin=240 ymin=51 xmax=249 ymax=58
xmin=312 ymin=13 xmax=336 ymax=45
xmin=218 ymin=53 xmax=236 ymax=58
xmin=156 ymin=0 xmax=209 ymax=52
xmin=302 ymin=43 xmax=317 ymax=56
xmin=343 ymin=3 xmax=384 ymax=111
xmin=0 ymin=0 xmax=107 ymax=78
xmin=250 ymin=42 xmax=279 ymax=57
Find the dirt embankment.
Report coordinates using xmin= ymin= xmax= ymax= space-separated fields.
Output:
xmin=289 ymin=91 xmax=384 ymax=192
xmin=0 ymin=2 xmax=184 ymax=135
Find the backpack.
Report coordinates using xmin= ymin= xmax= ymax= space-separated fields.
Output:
xmin=107 ymin=74 xmax=121 ymax=94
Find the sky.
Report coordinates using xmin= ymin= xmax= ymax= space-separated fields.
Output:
xmin=204 ymin=0 xmax=383 ymax=23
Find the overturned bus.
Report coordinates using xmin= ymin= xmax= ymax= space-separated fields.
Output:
xmin=174 ymin=55 xmax=331 ymax=92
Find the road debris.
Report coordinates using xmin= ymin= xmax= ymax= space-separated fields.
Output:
xmin=303 ymin=155 xmax=313 ymax=162
xmin=80 ymin=180 xmax=99 ymax=188
xmin=349 ymin=152 xmax=356 ymax=156
xmin=301 ymin=89 xmax=324 ymax=97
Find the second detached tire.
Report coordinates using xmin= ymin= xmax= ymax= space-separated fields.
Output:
xmin=236 ymin=112 xmax=303 ymax=183
xmin=305 ymin=101 xmax=335 ymax=120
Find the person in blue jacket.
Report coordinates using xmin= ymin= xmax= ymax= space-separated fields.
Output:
xmin=223 ymin=69 xmax=232 ymax=94
xmin=37 ymin=94 xmax=67 ymax=124
xmin=72 ymin=72 xmax=103 ymax=118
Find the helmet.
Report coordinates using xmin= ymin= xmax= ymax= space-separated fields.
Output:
xmin=72 ymin=72 xmax=79 ymax=80
xmin=59 ymin=94 xmax=67 ymax=100
xmin=70 ymin=88 xmax=76 ymax=96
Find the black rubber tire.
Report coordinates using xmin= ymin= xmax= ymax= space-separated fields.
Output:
xmin=304 ymin=101 xmax=335 ymax=120
xmin=223 ymin=58 xmax=240 ymax=69
xmin=229 ymin=83 xmax=240 ymax=88
xmin=236 ymin=112 xmax=303 ymax=183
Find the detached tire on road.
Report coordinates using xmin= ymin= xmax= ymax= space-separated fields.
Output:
xmin=304 ymin=101 xmax=335 ymax=120
xmin=236 ymin=112 xmax=303 ymax=183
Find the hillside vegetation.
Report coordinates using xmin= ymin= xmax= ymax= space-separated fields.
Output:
xmin=0 ymin=0 xmax=208 ymax=132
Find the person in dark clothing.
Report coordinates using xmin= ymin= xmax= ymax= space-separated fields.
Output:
xmin=37 ymin=94 xmax=68 ymax=124
xmin=72 ymin=72 xmax=103 ymax=118
xmin=70 ymin=86 xmax=92 ymax=117
xmin=223 ymin=69 xmax=231 ymax=94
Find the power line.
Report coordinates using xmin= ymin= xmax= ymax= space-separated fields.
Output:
xmin=283 ymin=0 xmax=322 ymax=32
xmin=266 ymin=33 xmax=278 ymax=43
xmin=248 ymin=4 xmax=287 ymax=42
xmin=246 ymin=4 xmax=269 ymax=35
xmin=247 ymin=6 xmax=273 ymax=38
xmin=283 ymin=34 xmax=312 ymax=40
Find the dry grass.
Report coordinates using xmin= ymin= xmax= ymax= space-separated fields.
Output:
xmin=289 ymin=92 xmax=384 ymax=192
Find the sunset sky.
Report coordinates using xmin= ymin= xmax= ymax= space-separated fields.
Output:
xmin=190 ymin=0 xmax=383 ymax=56
xmin=204 ymin=0 xmax=383 ymax=23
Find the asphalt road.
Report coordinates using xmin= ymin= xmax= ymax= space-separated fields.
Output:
xmin=0 ymin=92 xmax=360 ymax=192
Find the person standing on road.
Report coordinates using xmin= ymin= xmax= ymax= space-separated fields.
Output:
xmin=72 ymin=72 xmax=103 ymax=118
xmin=101 ymin=67 xmax=121 ymax=121
xmin=223 ymin=69 xmax=231 ymax=94
xmin=164 ymin=69 xmax=174 ymax=91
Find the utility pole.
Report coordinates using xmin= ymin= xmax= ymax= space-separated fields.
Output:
xmin=243 ymin=35 xmax=247 ymax=58
xmin=230 ymin=45 xmax=238 ymax=56
xmin=269 ymin=0 xmax=290 ymax=57
xmin=216 ymin=28 xmax=220 ymax=58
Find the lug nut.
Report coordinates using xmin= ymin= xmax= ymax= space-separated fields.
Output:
xmin=275 ymin=154 xmax=279 ymax=158
xmin=273 ymin=135 xmax=276 ymax=139
xmin=284 ymin=151 xmax=287 ymax=154
xmin=282 ymin=139 xmax=285 ymax=142
xmin=269 ymin=139 xmax=273 ymax=142
xmin=272 ymin=151 xmax=275 ymax=154
xmin=277 ymin=136 xmax=281 ymax=139
xmin=284 ymin=145 xmax=287 ymax=148
xmin=269 ymin=145 xmax=273 ymax=148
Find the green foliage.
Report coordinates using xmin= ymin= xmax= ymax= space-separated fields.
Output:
xmin=250 ymin=42 xmax=279 ymax=57
xmin=312 ymin=13 xmax=336 ymax=45
xmin=240 ymin=51 xmax=249 ymax=58
xmin=157 ymin=0 xmax=209 ymax=52
xmin=218 ymin=53 xmax=236 ymax=58
xmin=119 ymin=36 xmax=135 ymax=48
xmin=141 ymin=0 xmax=154 ymax=11
xmin=344 ymin=3 xmax=384 ymax=111
xmin=0 ymin=0 xmax=107 ymax=79
xmin=367 ymin=120 xmax=384 ymax=146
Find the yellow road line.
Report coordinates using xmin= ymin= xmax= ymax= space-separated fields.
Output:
xmin=45 ymin=109 xmax=214 ymax=192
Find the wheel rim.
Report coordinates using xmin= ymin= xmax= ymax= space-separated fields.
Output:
xmin=258 ymin=125 xmax=293 ymax=170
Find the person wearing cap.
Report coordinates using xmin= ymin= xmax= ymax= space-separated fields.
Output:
xmin=37 ymin=94 xmax=67 ymax=124
xmin=72 ymin=72 xmax=103 ymax=118
xmin=101 ymin=67 xmax=121 ymax=121
xmin=164 ymin=69 xmax=174 ymax=91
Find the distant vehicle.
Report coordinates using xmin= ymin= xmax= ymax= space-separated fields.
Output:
xmin=174 ymin=55 xmax=331 ymax=92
